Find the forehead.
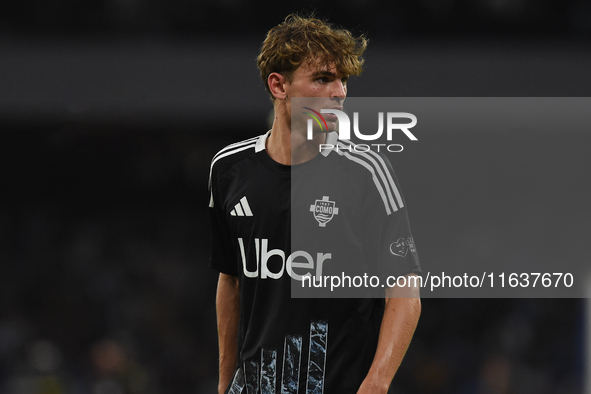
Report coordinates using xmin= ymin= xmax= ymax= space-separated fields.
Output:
xmin=295 ymin=57 xmax=346 ymax=77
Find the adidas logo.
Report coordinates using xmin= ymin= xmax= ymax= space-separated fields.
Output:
xmin=230 ymin=196 xmax=253 ymax=217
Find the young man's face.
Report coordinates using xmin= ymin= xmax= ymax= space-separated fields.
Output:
xmin=284 ymin=58 xmax=348 ymax=133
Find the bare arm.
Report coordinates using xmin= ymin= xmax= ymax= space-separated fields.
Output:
xmin=357 ymin=273 xmax=421 ymax=394
xmin=216 ymin=272 xmax=240 ymax=394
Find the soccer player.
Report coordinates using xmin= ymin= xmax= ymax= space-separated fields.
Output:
xmin=209 ymin=14 xmax=421 ymax=394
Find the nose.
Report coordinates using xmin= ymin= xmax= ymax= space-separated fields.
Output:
xmin=331 ymin=80 xmax=347 ymax=99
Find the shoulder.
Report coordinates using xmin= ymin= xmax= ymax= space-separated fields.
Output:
xmin=326 ymin=139 xmax=404 ymax=215
xmin=322 ymin=133 xmax=394 ymax=171
xmin=326 ymin=138 xmax=395 ymax=179
xmin=209 ymin=133 xmax=265 ymax=181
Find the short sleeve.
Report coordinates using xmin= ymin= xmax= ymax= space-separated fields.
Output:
xmin=208 ymin=163 xmax=239 ymax=276
xmin=363 ymin=154 xmax=421 ymax=279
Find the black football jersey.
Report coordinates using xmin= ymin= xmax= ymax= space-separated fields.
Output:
xmin=209 ymin=131 xmax=420 ymax=394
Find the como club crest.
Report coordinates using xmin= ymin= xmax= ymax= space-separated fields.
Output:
xmin=309 ymin=196 xmax=339 ymax=227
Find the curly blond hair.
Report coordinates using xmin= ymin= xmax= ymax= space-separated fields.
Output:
xmin=257 ymin=14 xmax=368 ymax=99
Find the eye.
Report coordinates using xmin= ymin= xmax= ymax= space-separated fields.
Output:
xmin=316 ymin=77 xmax=329 ymax=83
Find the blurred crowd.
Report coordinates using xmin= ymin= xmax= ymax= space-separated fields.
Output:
xmin=1 ymin=125 xmax=220 ymax=393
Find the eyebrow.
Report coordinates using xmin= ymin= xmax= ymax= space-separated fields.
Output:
xmin=314 ymin=70 xmax=348 ymax=79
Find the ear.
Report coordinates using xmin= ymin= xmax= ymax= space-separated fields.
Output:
xmin=268 ymin=72 xmax=287 ymax=100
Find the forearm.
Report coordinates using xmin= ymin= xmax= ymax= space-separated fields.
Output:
xmin=360 ymin=274 xmax=421 ymax=393
xmin=216 ymin=273 xmax=240 ymax=394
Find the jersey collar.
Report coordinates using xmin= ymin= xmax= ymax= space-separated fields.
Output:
xmin=255 ymin=130 xmax=338 ymax=157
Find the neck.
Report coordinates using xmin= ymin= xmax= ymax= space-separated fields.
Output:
xmin=266 ymin=109 xmax=326 ymax=166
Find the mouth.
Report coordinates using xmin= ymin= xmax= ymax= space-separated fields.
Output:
xmin=323 ymin=114 xmax=338 ymax=122
xmin=323 ymin=107 xmax=342 ymax=122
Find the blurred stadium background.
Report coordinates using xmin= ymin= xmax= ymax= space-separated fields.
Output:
xmin=1 ymin=1 xmax=591 ymax=393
